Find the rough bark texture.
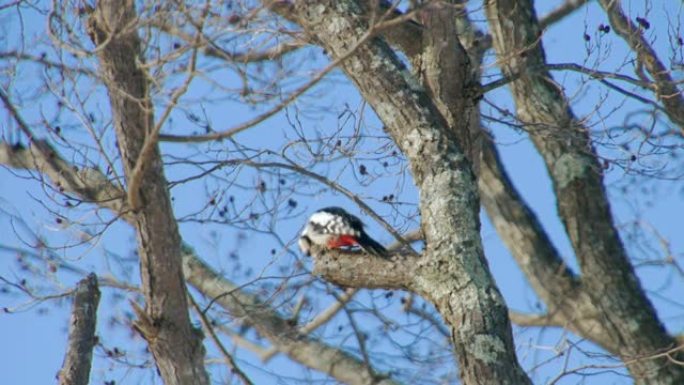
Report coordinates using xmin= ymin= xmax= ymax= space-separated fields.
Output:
xmin=310 ymin=246 xmax=413 ymax=289
xmin=416 ymin=1 xmax=480 ymax=172
xmin=479 ymin=136 xmax=609 ymax=337
xmin=58 ymin=274 xmax=100 ymax=385
xmin=485 ymin=0 xmax=684 ymax=383
xmin=286 ymin=2 xmax=531 ymax=384
xmin=86 ymin=1 xmax=209 ymax=384
xmin=480 ymin=139 xmax=580 ymax=308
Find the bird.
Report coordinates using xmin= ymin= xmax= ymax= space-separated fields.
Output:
xmin=298 ymin=207 xmax=388 ymax=258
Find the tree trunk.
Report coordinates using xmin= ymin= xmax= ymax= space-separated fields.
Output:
xmin=285 ymin=2 xmax=532 ymax=383
xmin=87 ymin=1 xmax=209 ymax=384
xmin=485 ymin=0 xmax=684 ymax=383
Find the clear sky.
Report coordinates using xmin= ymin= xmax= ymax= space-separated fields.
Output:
xmin=1 ymin=1 xmax=683 ymax=384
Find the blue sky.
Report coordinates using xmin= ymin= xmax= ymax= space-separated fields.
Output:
xmin=1 ymin=1 xmax=683 ymax=384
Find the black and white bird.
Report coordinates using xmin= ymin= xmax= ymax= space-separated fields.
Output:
xmin=298 ymin=207 xmax=387 ymax=258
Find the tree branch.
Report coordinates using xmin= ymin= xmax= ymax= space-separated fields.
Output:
xmin=599 ymin=0 xmax=684 ymax=133
xmin=0 ymin=133 xmax=403 ymax=385
xmin=189 ymin=294 xmax=254 ymax=385
xmin=508 ymin=310 xmax=564 ymax=328
xmin=0 ymin=140 xmax=128 ymax=215
xmin=183 ymin=252 xmax=403 ymax=385
xmin=486 ymin=0 xmax=684 ymax=382
xmin=309 ymin=245 xmax=414 ymax=289
xmin=260 ymin=234 xmax=417 ymax=361
xmin=0 ymin=50 xmax=97 ymax=77
xmin=158 ymin=8 xmax=382 ymax=145
xmin=479 ymin=137 xmax=581 ymax=309
xmin=269 ymin=0 xmax=425 ymax=58
xmin=58 ymin=273 xmax=100 ymax=385
xmin=0 ymin=87 xmax=128 ymax=217
xmin=539 ymin=0 xmax=588 ymax=30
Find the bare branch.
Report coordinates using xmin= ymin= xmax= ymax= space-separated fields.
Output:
xmin=58 ymin=273 xmax=100 ymax=385
xmin=546 ymin=62 xmax=653 ymax=89
xmin=486 ymin=0 xmax=684 ymax=381
xmin=508 ymin=311 xmax=564 ymax=328
xmin=0 ymin=244 xmax=136 ymax=292
xmin=189 ymin=294 xmax=254 ymax=385
xmin=301 ymin=288 xmax=355 ymax=335
xmin=479 ymin=137 xmax=581 ymax=311
xmin=479 ymin=61 xmax=654 ymax=96
xmin=309 ymin=245 xmax=414 ymax=289
xmin=259 ymin=235 xmax=417 ymax=361
xmin=207 ymin=41 xmax=305 ymax=63
xmin=0 ymin=141 xmax=127 ymax=213
xmin=152 ymin=16 xmax=306 ymax=63
xmin=0 ymin=136 xmax=403 ymax=385
xmin=0 ymin=51 xmax=96 ymax=76
xmin=539 ymin=0 xmax=589 ymax=30
xmin=599 ymin=0 xmax=684 ymax=133
xmin=0 ymin=86 xmax=128 ymax=216
xmin=158 ymin=11 xmax=382 ymax=144
xmin=238 ymin=159 xmax=413 ymax=249
xmin=183 ymin=253 xmax=404 ymax=385
xmin=403 ymin=300 xmax=450 ymax=338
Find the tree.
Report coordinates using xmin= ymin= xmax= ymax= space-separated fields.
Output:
xmin=1 ymin=1 xmax=682 ymax=384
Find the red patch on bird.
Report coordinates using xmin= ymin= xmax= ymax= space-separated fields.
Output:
xmin=327 ymin=235 xmax=358 ymax=248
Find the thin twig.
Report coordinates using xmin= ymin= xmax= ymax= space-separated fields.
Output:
xmin=189 ymin=293 xmax=254 ymax=385
xmin=159 ymin=5 xmax=412 ymax=144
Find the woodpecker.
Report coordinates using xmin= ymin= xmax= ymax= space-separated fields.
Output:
xmin=298 ymin=207 xmax=388 ymax=258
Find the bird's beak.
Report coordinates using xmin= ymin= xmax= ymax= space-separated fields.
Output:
xmin=298 ymin=235 xmax=312 ymax=256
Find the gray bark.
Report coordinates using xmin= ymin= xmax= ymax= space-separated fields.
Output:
xmin=58 ymin=274 xmax=100 ymax=385
xmin=309 ymin=246 xmax=413 ymax=289
xmin=284 ymin=1 xmax=531 ymax=384
xmin=485 ymin=0 xmax=684 ymax=383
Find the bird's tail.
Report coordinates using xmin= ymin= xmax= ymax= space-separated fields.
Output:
xmin=358 ymin=233 xmax=388 ymax=258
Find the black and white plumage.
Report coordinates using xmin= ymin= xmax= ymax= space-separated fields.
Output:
xmin=298 ymin=207 xmax=387 ymax=258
